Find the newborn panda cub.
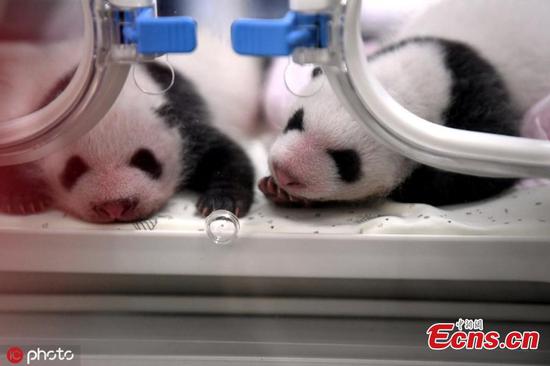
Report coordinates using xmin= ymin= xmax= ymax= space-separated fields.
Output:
xmin=0 ymin=43 xmax=257 ymax=222
xmin=261 ymin=37 xmax=519 ymax=207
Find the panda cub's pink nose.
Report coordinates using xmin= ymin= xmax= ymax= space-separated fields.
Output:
xmin=93 ymin=198 xmax=138 ymax=221
xmin=272 ymin=163 xmax=306 ymax=188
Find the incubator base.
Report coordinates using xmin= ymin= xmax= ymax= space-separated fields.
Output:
xmin=1 ymin=311 xmax=548 ymax=365
xmin=1 ymin=143 xmax=549 ymax=366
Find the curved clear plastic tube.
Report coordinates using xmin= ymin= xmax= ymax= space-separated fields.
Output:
xmin=323 ymin=0 xmax=550 ymax=178
xmin=0 ymin=0 xmax=131 ymax=166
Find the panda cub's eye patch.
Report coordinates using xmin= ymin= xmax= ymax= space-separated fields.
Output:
xmin=130 ymin=148 xmax=163 ymax=180
xmin=312 ymin=67 xmax=323 ymax=78
xmin=284 ymin=108 xmax=305 ymax=133
xmin=327 ymin=149 xmax=362 ymax=183
xmin=61 ymin=155 xmax=90 ymax=190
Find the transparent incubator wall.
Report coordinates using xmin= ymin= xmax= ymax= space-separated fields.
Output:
xmin=0 ymin=0 xmax=550 ymax=366
xmin=0 ymin=1 xmax=549 ymax=365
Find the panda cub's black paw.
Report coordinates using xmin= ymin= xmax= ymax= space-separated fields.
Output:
xmin=196 ymin=189 xmax=253 ymax=218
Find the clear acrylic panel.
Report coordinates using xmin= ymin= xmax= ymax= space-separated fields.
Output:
xmin=0 ymin=0 xmax=84 ymax=122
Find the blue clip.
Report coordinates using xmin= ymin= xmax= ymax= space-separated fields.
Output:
xmin=123 ymin=9 xmax=197 ymax=55
xmin=231 ymin=11 xmax=330 ymax=56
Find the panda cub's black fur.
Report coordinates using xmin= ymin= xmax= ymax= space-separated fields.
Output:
xmin=146 ymin=63 xmax=255 ymax=216
xmin=382 ymin=38 xmax=519 ymax=205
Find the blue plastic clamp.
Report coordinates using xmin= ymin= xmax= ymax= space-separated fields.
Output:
xmin=231 ymin=11 xmax=330 ymax=56
xmin=122 ymin=8 xmax=197 ymax=55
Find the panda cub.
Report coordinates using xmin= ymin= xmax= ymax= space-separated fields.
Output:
xmin=261 ymin=0 xmax=550 ymax=207
xmin=0 ymin=34 xmax=260 ymax=222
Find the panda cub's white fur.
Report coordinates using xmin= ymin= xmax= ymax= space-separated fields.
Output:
xmin=262 ymin=0 xmax=550 ymax=206
xmin=0 ymin=33 xmax=260 ymax=222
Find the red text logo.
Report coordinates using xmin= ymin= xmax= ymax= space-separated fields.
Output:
xmin=427 ymin=319 xmax=540 ymax=351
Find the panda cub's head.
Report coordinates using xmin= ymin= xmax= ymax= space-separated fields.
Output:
xmin=268 ymin=68 xmax=412 ymax=202
xmin=40 ymin=84 xmax=184 ymax=223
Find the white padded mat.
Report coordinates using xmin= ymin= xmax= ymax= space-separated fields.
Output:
xmin=0 ymin=141 xmax=549 ymax=237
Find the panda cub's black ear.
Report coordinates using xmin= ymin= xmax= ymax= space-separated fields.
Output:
xmin=312 ymin=67 xmax=323 ymax=78
xmin=284 ymin=108 xmax=305 ymax=133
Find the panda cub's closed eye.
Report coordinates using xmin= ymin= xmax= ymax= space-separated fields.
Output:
xmin=61 ymin=155 xmax=90 ymax=190
xmin=327 ymin=149 xmax=362 ymax=183
xmin=130 ymin=148 xmax=162 ymax=179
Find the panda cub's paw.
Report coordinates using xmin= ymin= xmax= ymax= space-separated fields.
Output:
xmin=0 ymin=165 xmax=53 ymax=215
xmin=196 ymin=188 xmax=253 ymax=218
xmin=258 ymin=176 xmax=312 ymax=207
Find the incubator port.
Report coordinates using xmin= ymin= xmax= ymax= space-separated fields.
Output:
xmin=205 ymin=209 xmax=241 ymax=245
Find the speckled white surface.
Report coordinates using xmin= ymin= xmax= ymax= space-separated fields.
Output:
xmin=1 ymin=180 xmax=549 ymax=237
